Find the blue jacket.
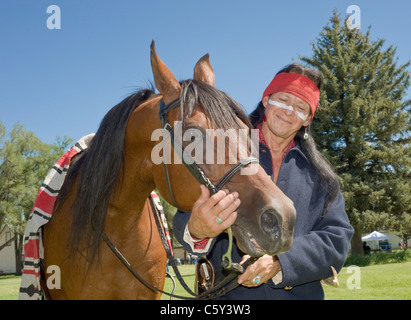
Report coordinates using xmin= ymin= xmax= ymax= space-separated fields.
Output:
xmin=173 ymin=141 xmax=354 ymax=300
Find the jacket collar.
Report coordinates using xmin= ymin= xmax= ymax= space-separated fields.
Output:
xmin=286 ymin=139 xmax=309 ymax=163
xmin=256 ymin=123 xmax=309 ymax=177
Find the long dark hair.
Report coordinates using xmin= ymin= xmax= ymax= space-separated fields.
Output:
xmin=249 ymin=63 xmax=339 ymax=216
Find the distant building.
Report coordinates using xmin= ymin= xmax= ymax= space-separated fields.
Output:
xmin=0 ymin=225 xmax=18 ymax=275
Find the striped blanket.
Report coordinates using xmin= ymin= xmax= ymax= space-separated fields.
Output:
xmin=18 ymin=133 xmax=172 ymax=300
xmin=19 ymin=134 xmax=95 ymax=300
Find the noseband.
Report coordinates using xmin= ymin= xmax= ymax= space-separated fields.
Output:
xmin=159 ymin=98 xmax=259 ymax=210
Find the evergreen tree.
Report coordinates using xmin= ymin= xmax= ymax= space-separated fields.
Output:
xmin=300 ymin=11 xmax=411 ymax=254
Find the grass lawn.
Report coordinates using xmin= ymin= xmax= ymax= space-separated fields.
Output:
xmin=162 ymin=264 xmax=196 ymax=300
xmin=2 ymin=261 xmax=410 ymax=300
xmin=0 ymin=275 xmax=21 ymax=300
xmin=323 ymin=261 xmax=411 ymax=300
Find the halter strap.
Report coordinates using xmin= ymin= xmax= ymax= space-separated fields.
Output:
xmin=159 ymin=98 xmax=180 ymax=118
xmin=215 ymin=157 xmax=259 ymax=191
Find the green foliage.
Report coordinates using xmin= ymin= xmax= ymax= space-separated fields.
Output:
xmin=345 ymin=250 xmax=409 ymax=267
xmin=157 ymin=191 xmax=177 ymax=228
xmin=0 ymin=120 xmax=72 ymax=239
xmin=0 ymin=120 xmax=72 ymax=274
xmin=300 ymin=11 xmax=411 ymax=253
xmin=156 ymin=190 xmax=180 ymax=246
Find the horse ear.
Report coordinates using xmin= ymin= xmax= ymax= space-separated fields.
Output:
xmin=150 ymin=41 xmax=181 ymax=104
xmin=193 ymin=54 xmax=215 ymax=87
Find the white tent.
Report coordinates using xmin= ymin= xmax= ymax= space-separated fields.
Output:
xmin=361 ymin=231 xmax=391 ymax=241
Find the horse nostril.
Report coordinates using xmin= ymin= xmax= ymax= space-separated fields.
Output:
xmin=260 ymin=208 xmax=281 ymax=240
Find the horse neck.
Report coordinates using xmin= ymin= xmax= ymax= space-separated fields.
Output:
xmin=108 ymin=97 xmax=161 ymax=217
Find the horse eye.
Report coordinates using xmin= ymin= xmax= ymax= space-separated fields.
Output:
xmin=191 ymin=130 xmax=203 ymax=138
xmin=184 ymin=127 xmax=204 ymax=142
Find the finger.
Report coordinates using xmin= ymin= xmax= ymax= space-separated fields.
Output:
xmin=242 ymin=267 xmax=264 ymax=288
xmin=218 ymin=211 xmax=237 ymax=230
xmin=240 ymin=255 xmax=279 ymax=287
xmin=193 ymin=185 xmax=210 ymax=207
xmin=240 ymin=255 xmax=250 ymax=265
xmin=238 ymin=260 xmax=257 ymax=285
xmin=216 ymin=194 xmax=241 ymax=221
xmin=199 ymin=189 xmax=229 ymax=212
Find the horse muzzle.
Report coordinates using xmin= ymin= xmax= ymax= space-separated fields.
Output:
xmin=233 ymin=204 xmax=296 ymax=257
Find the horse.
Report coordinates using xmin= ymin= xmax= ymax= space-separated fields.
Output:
xmin=42 ymin=41 xmax=296 ymax=299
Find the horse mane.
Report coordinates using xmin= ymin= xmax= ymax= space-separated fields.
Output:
xmin=54 ymin=81 xmax=251 ymax=265
xmin=53 ymin=89 xmax=155 ymax=263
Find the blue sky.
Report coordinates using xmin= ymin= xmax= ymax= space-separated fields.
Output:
xmin=1 ymin=0 xmax=410 ymax=145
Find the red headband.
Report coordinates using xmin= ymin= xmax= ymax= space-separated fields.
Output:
xmin=262 ymin=73 xmax=320 ymax=119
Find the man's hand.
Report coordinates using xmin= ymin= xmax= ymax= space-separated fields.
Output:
xmin=187 ymin=185 xmax=240 ymax=239
xmin=238 ymin=255 xmax=281 ymax=287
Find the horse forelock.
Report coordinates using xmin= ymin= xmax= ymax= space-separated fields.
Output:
xmin=179 ymin=80 xmax=252 ymax=130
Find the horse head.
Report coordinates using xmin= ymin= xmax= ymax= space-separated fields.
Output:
xmin=149 ymin=41 xmax=296 ymax=257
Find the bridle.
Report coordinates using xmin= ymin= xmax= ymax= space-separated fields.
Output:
xmin=159 ymin=97 xmax=259 ymax=209
xmin=103 ymin=97 xmax=260 ymax=299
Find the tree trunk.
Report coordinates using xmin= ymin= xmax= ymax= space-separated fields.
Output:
xmin=350 ymin=226 xmax=364 ymax=255
xmin=14 ymin=234 xmax=23 ymax=276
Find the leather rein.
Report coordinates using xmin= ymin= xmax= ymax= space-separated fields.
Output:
xmin=102 ymin=98 xmax=259 ymax=299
